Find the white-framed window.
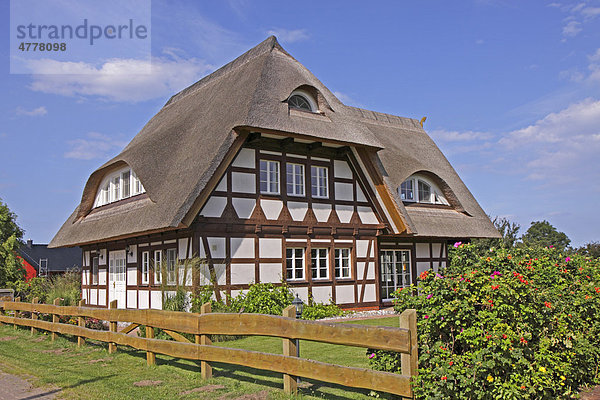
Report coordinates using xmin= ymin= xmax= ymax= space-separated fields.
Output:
xmin=335 ymin=248 xmax=351 ymax=279
xmin=286 ymin=163 xmax=305 ymax=196
xmin=39 ymin=258 xmax=48 ymax=277
xmin=166 ymin=248 xmax=177 ymax=285
xmin=94 ymin=167 xmax=146 ymax=208
xmin=92 ymin=256 xmax=99 ymax=285
xmin=311 ymin=166 xmax=328 ymax=198
xmin=154 ymin=250 xmax=162 ymax=284
xmin=286 ymin=248 xmax=305 ymax=280
xmin=260 ymin=160 xmax=280 ymax=194
xmin=380 ymin=250 xmax=411 ymax=300
xmin=311 ymin=248 xmax=328 ymax=279
xmin=288 ymin=90 xmax=317 ymax=112
xmin=141 ymin=251 xmax=149 ymax=284
xmin=399 ymin=175 xmax=449 ymax=205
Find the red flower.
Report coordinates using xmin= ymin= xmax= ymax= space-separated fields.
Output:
xmin=595 ymin=287 xmax=600 ymax=293
xmin=419 ymin=271 xmax=429 ymax=280
xmin=491 ymin=285 xmax=499 ymax=290
xmin=441 ymin=376 xmax=447 ymax=381
xmin=502 ymin=334 xmax=507 ymax=339
xmin=520 ymin=337 xmax=528 ymax=344
xmin=449 ymin=361 xmax=453 ymax=366
xmin=544 ymin=302 xmax=552 ymax=308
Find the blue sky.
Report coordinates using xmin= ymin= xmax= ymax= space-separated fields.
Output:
xmin=1 ymin=0 xmax=599 ymax=246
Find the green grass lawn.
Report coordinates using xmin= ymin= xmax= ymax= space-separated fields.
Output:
xmin=0 ymin=317 xmax=401 ymax=399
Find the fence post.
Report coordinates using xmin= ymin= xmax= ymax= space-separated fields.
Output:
xmin=282 ymin=305 xmax=298 ymax=395
xmin=14 ymin=297 xmax=20 ymax=330
xmin=146 ymin=324 xmax=156 ymax=366
xmin=198 ymin=302 xmax=212 ymax=379
xmin=108 ymin=300 xmax=117 ymax=354
xmin=31 ymin=297 xmax=39 ymax=335
xmin=51 ymin=298 xmax=60 ymax=341
xmin=78 ymin=299 xmax=86 ymax=347
xmin=400 ymin=309 xmax=418 ymax=398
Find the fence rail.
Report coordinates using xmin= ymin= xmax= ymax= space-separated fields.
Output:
xmin=0 ymin=300 xmax=417 ymax=398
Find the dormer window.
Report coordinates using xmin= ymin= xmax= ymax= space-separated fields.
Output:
xmin=400 ymin=174 xmax=449 ymax=205
xmin=94 ymin=167 xmax=145 ymax=208
xmin=288 ymin=90 xmax=317 ymax=112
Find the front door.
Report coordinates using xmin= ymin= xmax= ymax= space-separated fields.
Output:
xmin=380 ymin=250 xmax=412 ymax=300
xmin=109 ymin=250 xmax=126 ymax=308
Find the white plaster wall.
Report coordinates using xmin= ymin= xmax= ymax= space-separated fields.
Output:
xmin=98 ymin=289 xmax=107 ymax=306
xmin=334 ymin=160 xmax=353 ymax=179
xmin=361 ymin=284 xmax=376 ymax=302
xmin=178 ymin=266 xmax=193 ymax=286
xmin=260 ymin=199 xmax=283 ymax=220
xmin=416 ymin=262 xmax=430 ymax=276
xmin=259 ymin=238 xmax=282 ymax=258
xmin=200 ymin=196 xmax=227 ymax=218
xmin=89 ymin=288 xmax=98 ymax=306
xmin=290 ymin=286 xmax=309 ymax=304
xmin=81 ymin=290 xmax=88 ymax=303
xmin=232 ymin=198 xmax=256 ymax=219
xmin=287 ymin=201 xmax=308 ymax=221
xmin=127 ymin=267 xmax=137 ymax=285
xmin=416 ymin=243 xmax=430 ymax=258
xmin=230 ymin=289 xmax=247 ymax=299
xmin=334 ymin=182 xmax=354 ymax=201
xmin=356 ymin=240 xmax=371 ymax=258
xmin=99 ymin=249 xmax=107 ymax=265
xmin=357 ymin=206 xmax=378 ymax=224
xmin=99 ymin=269 xmax=107 ymax=285
xmin=178 ymin=238 xmax=189 ymax=259
xmin=335 ymin=285 xmax=355 ymax=304
xmin=312 ymin=203 xmax=331 ymax=222
xmin=259 ymin=263 xmax=282 ymax=283
xmin=82 ymin=270 xmax=90 ymax=286
xmin=231 ymin=237 xmax=254 ymax=258
xmin=366 ymin=261 xmax=375 ymax=280
xmin=164 ymin=239 xmax=176 ymax=245
xmin=138 ymin=290 xmax=150 ymax=309
xmin=127 ymin=290 xmax=137 ymax=309
xmin=215 ymin=264 xmax=227 ymax=285
xmin=127 ymin=245 xmax=137 ymax=263
xmin=215 ymin=175 xmax=227 ymax=192
xmin=311 ymin=286 xmax=332 ymax=304
xmin=84 ymin=251 xmax=90 ymax=267
xmin=356 ymin=185 xmax=367 ymax=202
xmin=232 ymin=148 xmax=255 ymax=168
xmin=200 ymin=237 xmax=226 ymax=258
xmin=151 ymin=291 xmax=162 ymax=310
xmin=336 ymin=205 xmax=354 ymax=223
xmin=231 ymin=263 xmax=255 ymax=285
xmin=231 ymin=172 xmax=256 ymax=193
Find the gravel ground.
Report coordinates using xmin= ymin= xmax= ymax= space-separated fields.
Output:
xmin=0 ymin=369 xmax=60 ymax=400
xmin=320 ymin=307 xmax=397 ymax=322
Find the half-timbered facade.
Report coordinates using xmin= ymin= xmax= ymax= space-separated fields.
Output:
xmin=50 ymin=37 xmax=499 ymax=310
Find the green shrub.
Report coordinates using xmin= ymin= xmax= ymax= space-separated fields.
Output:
xmin=163 ymin=287 xmax=189 ymax=312
xmin=45 ymin=270 xmax=81 ymax=306
xmin=368 ymin=244 xmax=600 ymax=400
xmin=228 ymin=282 xmax=294 ymax=315
xmin=9 ymin=277 xmax=48 ymax=303
xmin=301 ymin=297 xmax=345 ymax=320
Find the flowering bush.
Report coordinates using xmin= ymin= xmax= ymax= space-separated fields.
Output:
xmin=368 ymin=244 xmax=600 ymax=399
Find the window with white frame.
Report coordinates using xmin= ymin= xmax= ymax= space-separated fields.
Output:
xmin=399 ymin=175 xmax=449 ymax=205
xmin=380 ymin=250 xmax=411 ymax=300
xmin=260 ymin=160 xmax=280 ymax=194
xmin=287 ymin=90 xmax=317 ymax=112
xmin=335 ymin=248 xmax=351 ymax=278
xmin=154 ymin=250 xmax=162 ymax=284
xmin=286 ymin=163 xmax=305 ymax=196
xmin=94 ymin=167 xmax=145 ymax=208
xmin=286 ymin=248 xmax=305 ymax=280
xmin=39 ymin=259 xmax=48 ymax=277
xmin=311 ymin=248 xmax=328 ymax=279
xmin=92 ymin=255 xmax=99 ymax=285
xmin=166 ymin=248 xmax=177 ymax=285
xmin=141 ymin=251 xmax=149 ymax=284
xmin=311 ymin=166 xmax=328 ymax=198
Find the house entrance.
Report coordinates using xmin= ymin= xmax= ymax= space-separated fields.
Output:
xmin=380 ymin=250 xmax=411 ymax=300
xmin=108 ymin=250 xmax=126 ymax=308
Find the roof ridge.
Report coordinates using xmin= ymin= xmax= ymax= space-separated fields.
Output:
xmin=165 ymin=36 xmax=285 ymax=107
xmin=346 ymin=105 xmax=422 ymax=130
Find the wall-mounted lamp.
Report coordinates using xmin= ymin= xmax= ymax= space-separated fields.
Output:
xmin=126 ymin=245 xmax=134 ymax=257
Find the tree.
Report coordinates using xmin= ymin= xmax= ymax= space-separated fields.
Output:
xmin=521 ymin=220 xmax=571 ymax=252
xmin=470 ymin=216 xmax=520 ymax=253
xmin=577 ymin=241 xmax=600 ymax=258
xmin=0 ymin=198 xmax=25 ymax=286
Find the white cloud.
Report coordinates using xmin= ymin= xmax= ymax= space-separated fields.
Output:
xmin=562 ymin=20 xmax=582 ymax=37
xmin=15 ymin=106 xmax=47 ymax=117
xmin=64 ymin=132 xmax=127 ymax=160
xmin=475 ymin=39 xmax=485 ymax=45
xmin=26 ymin=54 xmax=213 ymax=103
xmin=430 ymin=129 xmax=492 ymax=142
xmin=266 ymin=28 xmax=309 ymax=43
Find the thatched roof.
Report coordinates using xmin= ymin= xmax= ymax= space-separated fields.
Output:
xmin=50 ymin=36 xmax=499 ymax=247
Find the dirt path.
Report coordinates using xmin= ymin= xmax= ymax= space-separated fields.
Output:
xmin=0 ymin=369 xmax=61 ymax=400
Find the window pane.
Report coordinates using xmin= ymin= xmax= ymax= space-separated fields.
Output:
xmin=122 ymin=171 xmax=130 ymax=198
xmin=418 ymin=180 xmax=431 ymax=203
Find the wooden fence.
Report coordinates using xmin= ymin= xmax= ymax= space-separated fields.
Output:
xmin=0 ymin=299 xmax=417 ymax=398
